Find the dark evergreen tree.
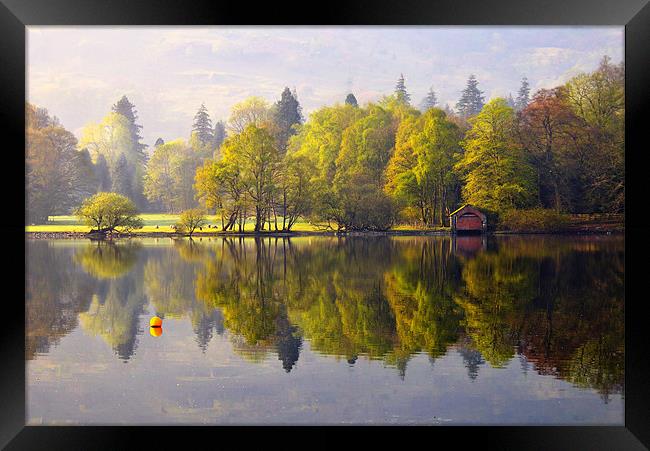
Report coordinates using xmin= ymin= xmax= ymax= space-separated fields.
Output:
xmin=394 ymin=73 xmax=411 ymax=105
xmin=94 ymin=153 xmax=112 ymax=192
xmin=456 ymin=74 xmax=485 ymax=118
xmin=192 ymin=103 xmax=214 ymax=146
xmin=506 ymin=93 xmax=516 ymax=109
xmin=515 ymin=76 xmax=531 ymax=111
xmin=154 ymin=137 xmax=165 ymax=147
xmin=112 ymin=96 xmax=147 ymax=162
xmin=420 ymin=87 xmax=438 ymax=111
xmin=345 ymin=93 xmax=358 ymax=107
xmin=273 ymin=87 xmax=303 ymax=152
xmin=213 ymin=120 xmax=227 ymax=150
xmin=111 ymin=153 xmax=132 ymax=198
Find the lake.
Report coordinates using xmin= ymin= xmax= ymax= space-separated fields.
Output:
xmin=26 ymin=235 xmax=624 ymax=425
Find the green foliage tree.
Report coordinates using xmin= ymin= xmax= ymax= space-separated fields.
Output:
xmin=456 ymin=98 xmax=537 ymax=212
xmin=176 ymin=208 xmax=208 ymax=236
xmin=144 ymin=139 xmax=199 ymax=213
xmin=75 ymin=192 xmax=143 ymax=234
xmin=385 ymin=108 xmax=463 ymax=226
xmin=221 ymin=124 xmax=281 ymax=231
xmin=228 ymin=96 xmax=271 ymax=134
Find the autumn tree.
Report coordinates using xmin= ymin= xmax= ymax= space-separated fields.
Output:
xmin=26 ymin=104 xmax=96 ymax=223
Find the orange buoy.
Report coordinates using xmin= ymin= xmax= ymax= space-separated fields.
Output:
xmin=150 ymin=316 xmax=163 ymax=327
xmin=149 ymin=326 xmax=163 ymax=337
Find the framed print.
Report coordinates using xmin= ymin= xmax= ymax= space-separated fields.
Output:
xmin=3 ymin=0 xmax=650 ymax=448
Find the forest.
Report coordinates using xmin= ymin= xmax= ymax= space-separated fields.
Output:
xmin=25 ymin=56 xmax=624 ymax=232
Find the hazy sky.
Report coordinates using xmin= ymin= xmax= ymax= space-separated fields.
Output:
xmin=27 ymin=26 xmax=623 ymax=147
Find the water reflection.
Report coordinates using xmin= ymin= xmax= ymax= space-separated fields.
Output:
xmin=26 ymin=235 xmax=624 ymax=400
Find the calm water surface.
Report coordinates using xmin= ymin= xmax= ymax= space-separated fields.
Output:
xmin=26 ymin=235 xmax=624 ymax=424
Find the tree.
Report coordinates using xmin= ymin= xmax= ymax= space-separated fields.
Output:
xmin=228 ymin=96 xmax=271 ymax=134
xmin=213 ymin=120 xmax=227 ymax=153
xmin=385 ymin=108 xmax=462 ymax=226
xmin=112 ymin=95 xmax=147 ymax=162
xmin=345 ymin=93 xmax=358 ymax=107
xmin=26 ymin=104 xmax=96 ymax=223
xmin=456 ymin=98 xmax=537 ymax=212
xmin=111 ymin=153 xmax=133 ymax=199
xmin=194 ymin=158 xmax=245 ymax=230
xmin=220 ymin=124 xmax=281 ymax=231
xmin=94 ymin=154 xmax=112 ymax=192
xmin=273 ymin=87 xmax=303 ymax=152
xmin=144 ymin=139 xmax=199 ymax=213
xmin=456 ymin=75 xmax=485 ymax=118
xmin=154 ymin=138 xmax=165 ymax=147
xmin=75 ymin=192 xmax=143 ymax=234
xmin=515 ymin=77 xmax=531 ymax=111
xmin=277 ymin=153 xmax=316 ymax=230
xmin=420 ymin=87 xmax=438 ymax=111
xmin=518 ymin=88 xmax=583 ymax=212
xmin=192 ymin=103 xmax=214 ymax=146
xmin=506 ymin=93 xmax=516 ymax=109
xmin=78 ymin=111 xmax=146 ymax=208
xmin=176 ymin=209 xmax=207 ymax=236
xmin=394 ymin=73 xmax=411 ymax=105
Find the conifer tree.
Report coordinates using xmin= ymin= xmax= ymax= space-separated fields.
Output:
xmin=456 ymin=75 xmax=485 ymax=118
xmin=395 ymin=74 xmax=411 ymax=105
xmin=112 ymin=96 xmax=147 ymax=161
xmin=515 ymin=77 xmax=531 ymax=111
xmin=213 ymin=120 xmax=227 ymax=150
xmin=273 ymin=87 xmax=303 ymax=152
xmin=94 ymin=153 xmax=112 ymax=192
xmin=192 ymin=103 xmax=214 ymax=146
xmin=345 ymin=93 xmax=358 ymax=107
xmin=154 ymin=137 xmax=165 ymax=147
xmin=420 ymin=87 xmax=438 ymax=111
xmin=111 ymin=153 xmax=133 ymax=198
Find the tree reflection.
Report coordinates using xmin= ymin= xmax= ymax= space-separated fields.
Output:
xmin=28 ymin=235 xmax=624 ymax=396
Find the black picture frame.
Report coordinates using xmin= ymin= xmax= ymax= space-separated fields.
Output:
xmin=3 ymin=0 xmax=649 ymax=448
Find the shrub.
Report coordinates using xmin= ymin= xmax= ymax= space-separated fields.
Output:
xmin=498 ymin=208 xmax=570 ymax=232
xmin=176 ymin=208 xmax=207 ymax=236
xmin=75 ymin=192 xmax=143 ymax=234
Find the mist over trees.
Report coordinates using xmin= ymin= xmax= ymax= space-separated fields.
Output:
xmin=26 ymin=57 xmax=624 ymax=229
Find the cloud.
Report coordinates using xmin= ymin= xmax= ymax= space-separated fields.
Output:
xmin=27 ymin=26 xmax=623 ymax=146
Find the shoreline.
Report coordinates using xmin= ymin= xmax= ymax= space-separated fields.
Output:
xmin=25 ymin=228 xmax=625 ymax=239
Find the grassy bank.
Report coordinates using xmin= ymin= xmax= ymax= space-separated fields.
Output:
xmin=25 ymin=213 xmax=622 ymax=237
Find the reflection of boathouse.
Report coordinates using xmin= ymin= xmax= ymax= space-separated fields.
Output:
xmin=450 ymin=205 xmax=487 ymax=234
xmin=452 ymin=234 xmax=487 ymax=257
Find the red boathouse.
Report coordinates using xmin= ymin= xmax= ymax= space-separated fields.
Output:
xmin=449 ymin=204 xmax=487 ymax=234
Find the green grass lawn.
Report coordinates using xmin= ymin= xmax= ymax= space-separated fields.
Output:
xmin=25 ymin=214 xmax=322 ymax=233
